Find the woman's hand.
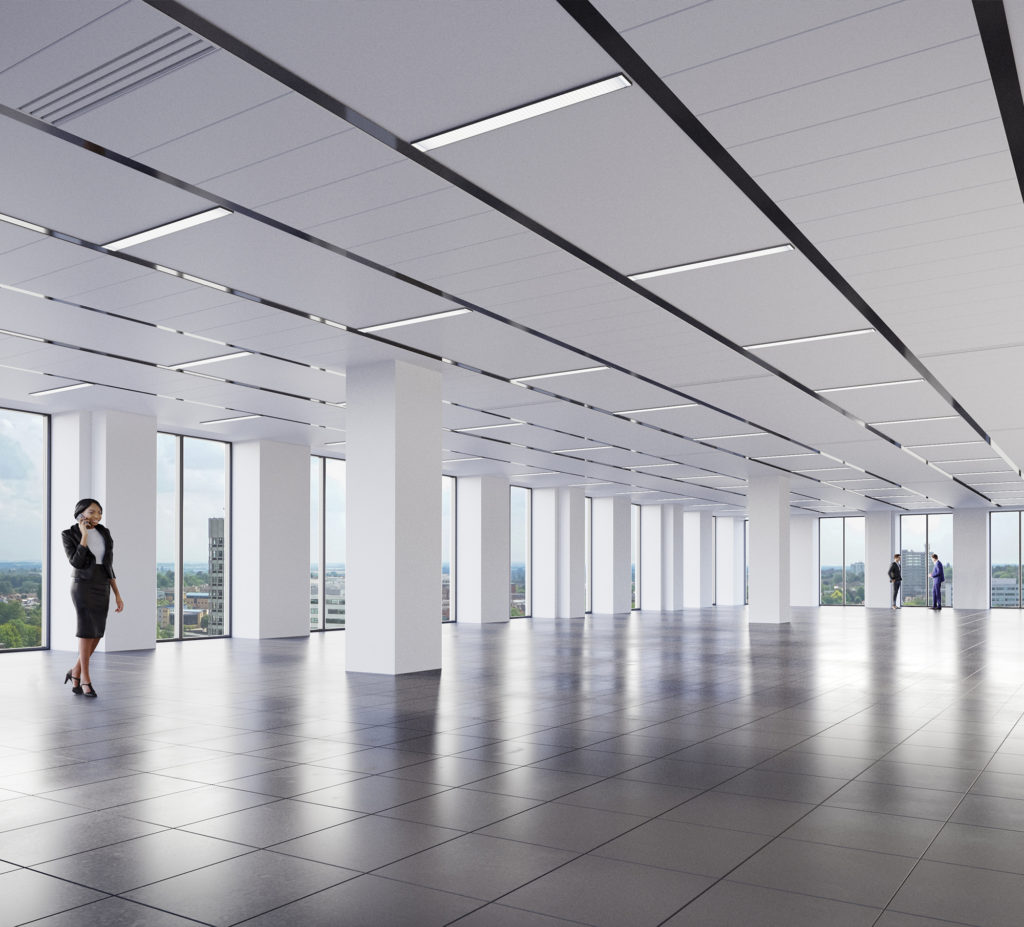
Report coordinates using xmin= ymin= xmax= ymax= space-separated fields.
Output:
xmin=78 ymin=517 xmax=90 ymax=544
xmin=115 ymin=594 xmax=124 ymax=613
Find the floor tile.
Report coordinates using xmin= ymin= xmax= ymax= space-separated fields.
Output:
xmin=26 ymin=896 xmax=215 ymax=925
xmin=970 ymin=770 xmax=1024 ymax=801
xmin=380 ymin=787 xmax=542 ymax=831
xmin=925 ymin=821 xmax=1024 ymax=875
xmin=0 ymin=808 xmax=164 ymax=866
xmin=123 ymin=849 xmax=356 ymax=926
xmin=465 ymin=766 xmax=602 ymax=801
xmin=183 ymin=797 xmax=363 ymax=847
xmin=785 ymin=805 xmax=944 ymax=856
xmin=713 ymin=768 xmax=847 ymax=804
xmin=376 ymin=832 xmax=574 ymax=900
xmin=531 ymin=747 xmax=649 ymax=776
xmin=500 ymin=854 xmax=713 ymax=927
xmin=729 ymin=837 xmax=918 ymax=907
xmin=889 ymin=859 xmax=1024 ymax=926
xmin=272 ymin=815 xmax=461 ymax=870
xmin=661 ymin=791 xmax=814 ymax=835
xmin=296 ymin=774 xmax=447 ymax=812
xmin=554 ymin=777 xmax=699 ymax=817
xmin=117 ymin=783 xmax=277 ymax=826
xmin=825 ymin=780 xmax=965 ymax=821
xmin=452 ymin=903 xmax=586 ymax=926
xmin=480 ymin=801 xmax=645 ymax=853
xmin=950 ymin=793 xmax=1024 ymax=831
xmin=223 ymin=763 xmax=364 ymax=797
xmin=0 ymin=795 xmax=88 ymax=832
xmin=40 ymin=773 xmax=197 ymax=811
xmin=856 ymin=759 xmax=979 ymax=793
xmin=0 ymin=868 xmax=106 ymax=927
xmin=383 ymin=755 xmax=515 ymax=786
xmin=36 ymin=828 xmax=252 ymax=893
xmin=661 ymin=880 xmax=880 ymax=926
xmin=620 ymin=757 xmax=744 ymax=790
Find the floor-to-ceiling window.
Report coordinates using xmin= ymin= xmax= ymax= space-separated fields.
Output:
xmin=631 ymin=503 xmax=640 ymax=609
xmin=991 ymin=511 xmax=1021 ymax=607
xmin=510 ymin=485 xmax=531 ymax=617
xmin=309 ymin=456 xmax=346 ymax=631
xmin=584 ymin=496 xmax=592 ymax=614
xmin=819 ymin=516 xmax=865 ymax=605
xmin=442 ymin=475 xmax=455 ymax=622
xmin=900 ymin=513 xmax=953 ymax=606
xmin=744 ymin=518 xmax=749 ymax=605
xmin=157 ymin=435 xmax=230 ymax=640
xmin=0 ymin=408 xmax=47 ymax=651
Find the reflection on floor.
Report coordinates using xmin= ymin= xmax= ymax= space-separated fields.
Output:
xmin=3 ymin=606 xmax=1024 ymax=926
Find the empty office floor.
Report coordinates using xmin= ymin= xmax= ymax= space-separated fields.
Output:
xmin=3 ymin=606 xmax=1024 ymax=926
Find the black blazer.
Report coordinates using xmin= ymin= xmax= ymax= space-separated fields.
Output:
xmin=888 ymin=561 xmax=901 ymax=582
xmin=61 ymin=523 xmax=116 ymax=581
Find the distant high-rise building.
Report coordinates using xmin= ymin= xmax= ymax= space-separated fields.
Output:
xmin=208 ymin=517 xmax=225 ymax=635
xmin=900 ymin=549 xmax=928 ymax=602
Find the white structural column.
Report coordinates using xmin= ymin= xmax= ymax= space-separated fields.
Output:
xmin=50 ymin=410 xmax=156 ymax=652
xmin=682 ymin=511 xmax=713 ymax=608
xmin=457 ymin=475 xmax=510 ymax=623
xmin=715 ymin=516 xmax=746 ymax=606
xmin=865 ymin=511 xmax=897 ymax=608
xmin=532 ymin=487 xmax=585 ymax=618
xmin=660 ymin=505 xmax=686 ymax=610
xmin=790 ymin=516 xmax=819 ymax=606
xmin=346 ymin=360 xmax=441 ymax=674
xmin=233 ymin=440 xmax=310 ymax=639
xmin=953 ymin=509 xmax=988 ymax=608
xmin=748 ymin=471 xmax=791 ymax=623
xmin=591 ymin=496 xmax=631 ymax=613
xmin=639 ymin=505 xmax=663 ymax=610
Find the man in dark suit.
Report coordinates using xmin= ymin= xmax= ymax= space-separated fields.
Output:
xmin=888 ymin=553 xmax=901 ymax=609
xmin=931 ymin=554 xmax=945 ymax=609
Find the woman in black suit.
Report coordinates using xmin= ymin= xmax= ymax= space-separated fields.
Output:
xmin=60 ymin=498 xmax=124 ymax=698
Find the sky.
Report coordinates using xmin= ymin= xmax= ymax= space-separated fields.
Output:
xmin=0 ymin=409 xmax=45 ymax=562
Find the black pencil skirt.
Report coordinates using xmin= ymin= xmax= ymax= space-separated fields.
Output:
xmin=71 ymin=574 xmax=111 ymax=639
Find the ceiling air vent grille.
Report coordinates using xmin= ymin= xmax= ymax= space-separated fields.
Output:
xmin=19 ymin=26 xmax=216 ymax=126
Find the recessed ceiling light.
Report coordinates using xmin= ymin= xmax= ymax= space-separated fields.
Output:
xmin=412 ymin=74 xmax=630 ymax=152
xmin=30 ymin=382 xmax=91 ymax=396
xmin=697 ymin=432 xmax=768 ymax=440
xmin=511 ymin=366 xmax=608 ymax=384
xmin=628 ymin=244 xmax=793 ymax=281
xmin=103 ymin=207 xmax=231 ymax=252
xmin=0 ymin=212 xmax=48 ymax=234
xmin=163 ymin=351 xmax=252 ymax=370
xmin=871 ymin=415 xmax=959 ymax=426
xmin=614 ymin=403 xmax=697 ymax=415
xmin=359 ymin=308 xmax=470 ymax=333
xmin=745 ymin=329 xmax=873 ymax=350
xmin=457 ymin=421 xmax=524 ymax=432
xmin=201 ymin=414 xmax=260 ymax=425
xmin=554 ymin=445 xmax=612 ymax=453
xmin=817 ymin=379 xmax=923 ymax=393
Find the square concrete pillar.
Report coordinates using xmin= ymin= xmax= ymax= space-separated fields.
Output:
xmin=639 ymin=505 xmax=663 ymax=610
xmin=748 ymin=471 xmax=791 ymax=624
xmin=456 ymin=475 xmax=509 ymax=623
xmin=865 ymin=511 xmax=897 ymax=609
xmin=532 ymin=487 xmax=585 ymax=618
xmin=661 ymin=505 xmax=685 ymax=610
xmin=790 ymin=516 xmax=819 ymax=606
xmin=233 ymin=440 xmax=310 ymax=639
xmin=346 ymin=360 xmax=441 ymax=674
xmin=715 ymin=516 xmax=747 ymax=606
xmin=592 ymin=496 xmax=631 ymax=614
xmin=953 ymin=508 xmax=988 ymax=608
xmin=682 ymin=510 xmax=713 ymax=608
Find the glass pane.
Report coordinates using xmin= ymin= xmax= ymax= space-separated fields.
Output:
xmin=441 ymin=475 xmax=454 ymax=622
xmin=156 ymin=434 xmax=177 ymax=640
xmin=744 ymin=519 xmax=750 ymax=605
xmin=631 ymin=504 xmax=640 ymax=609
xmin=585 ymin=496 xmax=592 ymax=614
xmin=927 ymin=513 xmax=953 ymax=607
xmin=844 ymin=517 xmax=865 ymax=605
xmin=324 ymin=459 xmax=346 ymax=629
xmin=310 ymin=457 xmax=321 ymax=631
xmin=182 ymin=438 xmax=227 ymax=638
xmin=819 ymin=518 xmax=844 ymax=604
xmin=991 ymin=511 xmax=1020 ymax=608
xmin=900 ymin=515 xmax=928 ymax=606
xmin=0 ymin=408 xmax=46 ymax=650
xmin=510 ymin=486 xmax=530 ymax=617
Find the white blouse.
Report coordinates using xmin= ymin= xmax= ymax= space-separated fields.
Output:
xmin=85 ymin=527 xmax=106 ymax=565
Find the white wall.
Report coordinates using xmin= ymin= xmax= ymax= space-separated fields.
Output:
xmin=790 ymin=516 xmax=819 ymax=606
xmin=682 ymin=510 xmax=713 ymax=607
xmin=865 ymin=511 xmax=896 ymax=608
xmin=532 ymin=487 xmax=585 ymax=618
xmin=715 ymin=516 xmax=746 ymax=606
xmin=456 ymin=475 xmax=509 ymax=623
xmin=661 ymin=505 xmax=685 ymax=610
xmin=592 ymin=496 xmax=631 ymax=613
xmin=640 ymin=504 xmax=663 ymax=609
xmin=954 ymin=508 xmax=989 ymax=608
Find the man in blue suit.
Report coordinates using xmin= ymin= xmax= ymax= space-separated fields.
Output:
xmin=930 ymin=554 xmax=945 ymax=609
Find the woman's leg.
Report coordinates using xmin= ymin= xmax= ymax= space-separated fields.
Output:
xmin=78 ymin=636 xmax=100 ymax=684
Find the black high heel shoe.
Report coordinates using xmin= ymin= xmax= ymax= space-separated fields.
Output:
xmin=81 ymin=682 xmax=97 ymax=698
xmin=64 ymin=670 xmax=83 ymax=695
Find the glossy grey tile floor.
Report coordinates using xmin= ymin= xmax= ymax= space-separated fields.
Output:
xmin=4 ymin=606 xmax=1024 ymax=926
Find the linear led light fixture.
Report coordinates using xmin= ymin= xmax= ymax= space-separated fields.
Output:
xmin=458 ymin=421 xmax=524 ymax=432
xmin=510 ymin=471 xmax=559 ymax=478
xmin=745 ymin=328 xmax=873 ymax=350
xmin=201 ymin=413 xmax=260 ymax=425
xmin=675 ymin=474 xmax=738 ymax=482
xmin=614 ymin=403 xmax=697 ymax=415
xmin=871 ymin=415 xmax=958 ymax=426
xmin=0 ymin=212 xmax=48 ymax=234
xmin=629 ymin=243 xmax=794 ymax=282
xmin=630 ymin=463 xmax=681 ymax=469
xmin=755 ymin=453 xmax=818 ymax=461
xmin=0 ymin=283 xmax=45 ymax=299
xmin=569 ymin=481 xmax=612 ymax=487
xmin=953 ymin=469 xmax=1013 ymax=477
xmin=412 ymin=74 xmax=630 ymax=152
xmin=102 ymin=207 xmax=231 ymax=252
xmin=442 ymin=457 xmax=483 ymax=463
xmin=908 ymin=441 xmax=984 ymax=450
xmin=554 ymin=445 xmax=612 ymax=453
xmin=323 ymin=440 xmax=347 ymax=447
xmin=164 ymin=351 xmax=252 ymax=370
xmin=359 ymin=308 xmax=470 ymax=333
xmin=792 ymin=467 xmax=849 ymax=474
xmin=697 ymin=432 xmax=768 ymax=441
xmin=0 ymin=328 xmax=45 ymax=343
xmin=30 ymin=382 xmax=91 ymax=396
xmin=817 ymin=378 xmax=923 ymax=393
xmin=511 ymin=366 xmax=607 ymax=384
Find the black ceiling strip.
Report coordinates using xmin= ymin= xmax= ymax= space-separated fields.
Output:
xmin=554 ymin=1 xmax=1010 ymax=455
xmin=137 ymin=0 xmax=993 ymax=502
